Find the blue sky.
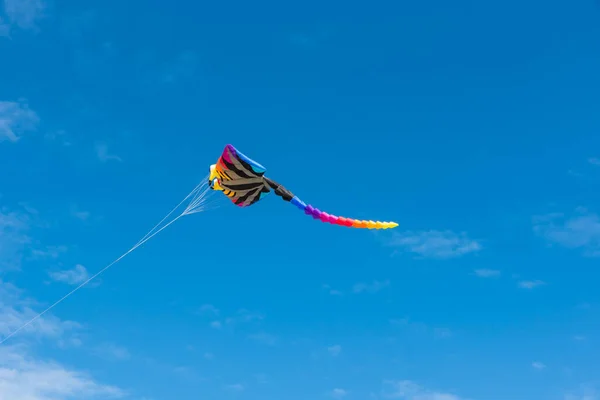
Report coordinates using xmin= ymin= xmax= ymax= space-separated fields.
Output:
xmin=1 ymin=0 xmax=600 ymax=399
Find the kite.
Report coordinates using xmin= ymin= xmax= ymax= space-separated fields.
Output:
xmin=208 ymin=144 xmax=398 ymax=229
xmin=0 ymin=144 xmax=398 ymax=346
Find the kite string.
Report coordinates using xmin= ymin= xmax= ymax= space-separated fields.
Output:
xmin=185 ymin=190 xmax=226 ymax=214
xmin=135 ymin=177 xmax=208 ymax=246
xmin=0 ymin=178 xmax=211 ymax=346
xmin=183 ymin=179 xmax=212 ymax=215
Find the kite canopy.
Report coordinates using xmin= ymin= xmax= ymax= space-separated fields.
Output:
xmin=208 ymin=144 xmax=271 ymax=207
xmin=209 ymin=144 xmax=398 ymax=229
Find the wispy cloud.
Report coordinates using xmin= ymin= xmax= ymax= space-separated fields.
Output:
xmin=0 ymin=197 xmax=126 ymax=399
xmin=353 ymin=279 xmax=390 ymax=294
xmin=225 ymin=383 xmax=244 ymax=392
xmin=390 ymin=318 xmax=452 ymax=339
xmin=387 ymin=230 xmax=481 ymax=259
xmin=1 ymin=204 xmax=74 ymax=271
xmin=70 ymin=205 xmax=90 ymax=221
xmin=0 ymin=208 xmax=32 ymax=270
xmin=0 ymin=17 xmax=9 ymax=36
xmin=198 ymin=304 xmax=219 ymax=316
xmin=533 ymin=208 xmax=600 ymax=257
xmin=0 ymin=278 xmax=126 ymax=399
xmin=48 ymin=264 xmax=90 ymax=285
xmin=94 ymin=343 xmax=131 ymax=361
xmin=30 ymin=245 xmax=68 ymax=260
xmin=330 ymin=388 xmax=348 ymax=398
xmin=0 ymin=280 xmax=81 ymax=341
xmin=0 ymin=345 xmax=125 ymax=400
xmin=382 ymin=380 xmax=464 ymax=400
xmin=44 ymin=129 xmax=71 ymax=146
xmin=0 ymin=100 xmax=39 ymax=142
xmin=327 ymin=344 xmax=342 ymax=356
xmin=95 ymin=142 xmax=122 ymax=162
xmin=224 ymin=309 xmax=264 ymax=325
xmin=205 ymin=307 xmax=264 ymax=329
xmin=588 ymin=158 xmax=600 ymax=166
xmin=532 ymin=361 xmax=546 ymax=370
xmin=322 ymin=284 xmax=343 ymax=296
xmin=565 ymin=384 xmax=598 ymax=400
xmin=473 ymin=268 xmax=500 ymax=278
xmin=1 ymin=0 xmax=46 ymax=34
xmin=254 ymin=373 xmax=268 ymax=384
xmin=432 ymin=327 xmax=452 ymax=338
xmin=517 ymin=280 xmax=545 ymax=289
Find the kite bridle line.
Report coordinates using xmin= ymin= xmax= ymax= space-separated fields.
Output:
xmin=0 ymin=176 xmax=215 ymax=346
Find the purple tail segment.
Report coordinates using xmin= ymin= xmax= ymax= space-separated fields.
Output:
xmin=290 ymin=196 xmax=398 ymax=229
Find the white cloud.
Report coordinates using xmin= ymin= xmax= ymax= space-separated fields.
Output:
xmin=224 ymin=308 xmax=264 ymax=325
xmin=0 ymin=18 xmax=9 ymax=36
xmin=565 ymin=384 xmax=598 ymax=400
xmin=534 ymin=208 xmax=600 ymax=257
xmin=0 ymin=346 xmax=125 ymax=400
xmin=2 ymin=0 xmax=46 ymax=32
xmin=0 ymin=198 xmax=128 ymax=399
xmin=0 ymin=280 xmax=81 ymax=342
xmin=48 ymin=264 xmax=90 ymax=285
xmin=95 ymin=343 xmax=131 ymax=361
xmin=532 ymin=361 xmax=546 ymax=369
xmin=353 ymin=279 xmax=390 ymax=294
xmin=30 ymin=245 xmax=68 ymax=260
xmin=433 ymin=327 xmax=452 ymax=338
xmin=254 ymin=373 xmax=268 ymax=384
xmin=70 ymin=206 xmax=90 ymax=221
xmin=390 ymin=318 xmax=452 ymax=339
xmin=225 ymin=383 xmax=244 ymax=392
xmin=0 ymin=280 xmax=125 ymax=400
xmin=0 ymin=100 xmax=39 ymax=142
xmin=382 ymin=380 xmax=464 ymax=400
xmin=331 ymin=388 xmax=348 ymax=398
xmin=95 ymin=142 xmax=122 ymax=162
xmin=322 ymin=284 xmax=343 ymax=296
xmin=517 ymin=280 xmax=545 ymax=289
xmin=473 ymin=269 xmax=500 ymax=278
xmin=327 ymin=344 xmax=342 ymax=356
xmin=44 ymin=129 xmax=71 ymax=146
xmin=0 ymin=208 xmax=32 ymax=270
xmin=200 ymin=305 xmax=263 ymax=330
xmin=387 ymin=230 xmax=481 ymax=259
xmin=1 ymin=204 xmax=71 ymax=270
xmin=198 ymin=304 xmax=219 ymax=316
xmin=0 ymin=204 xmax=67 ymax=263
xmin=588 ymin=158 xmax=600 ymax=166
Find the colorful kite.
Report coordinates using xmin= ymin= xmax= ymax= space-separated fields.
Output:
xmin=0 ymin=143 xmax=399 ymax=346
xmin=208 ymin=144 xmax=398 ymax=229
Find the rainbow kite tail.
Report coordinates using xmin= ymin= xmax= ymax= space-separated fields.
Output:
xmin=262 ymin=177 xmax=398 ymax=229
xmin=289 ymin=196 xmax=398 ymax=229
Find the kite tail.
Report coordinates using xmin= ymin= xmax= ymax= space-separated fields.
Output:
xmin=290 ymin=196 xmax=398 ymax=229
xmin=263 ymin=177 xmax=398 ymax=230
